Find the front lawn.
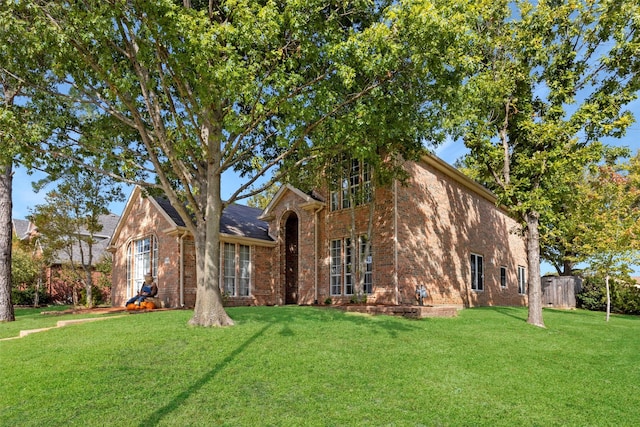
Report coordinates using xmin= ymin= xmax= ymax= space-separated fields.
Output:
xmin=1 ymin=306 xmax=639 ymax=426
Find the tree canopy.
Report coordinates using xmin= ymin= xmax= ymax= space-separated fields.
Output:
xmin=1 ymin=0 xmax=471 ymax=326
xmin=452 ymin=0 xmax=640 ymax=327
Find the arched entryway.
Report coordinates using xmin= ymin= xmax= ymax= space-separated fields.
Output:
xmin=284 ymin=212 xmax=299 ymax=304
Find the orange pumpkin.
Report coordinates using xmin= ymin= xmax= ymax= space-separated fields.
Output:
xmin=126 ymin=303 xmax=137 ymax=310
xmin=142 ymin=301 xmax=156 ymax=310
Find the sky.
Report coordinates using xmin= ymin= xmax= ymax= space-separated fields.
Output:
xmin=11 ymin=101 xmax=640 ymax=275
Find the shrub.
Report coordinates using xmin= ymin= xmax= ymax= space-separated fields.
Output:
xmin=79 ymin=285 xmax=108 ymax=306
xmin=576 ymin=276 xmax=606 ymax=312
xmin=12 ymin=286 xmax=50 ymax=306
xmin=577 ymin=274 xmax=640 ymax=315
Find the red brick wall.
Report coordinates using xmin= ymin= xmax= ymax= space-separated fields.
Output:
xmin=111 ymin=192 xmax=185 ymax=307
xmin=394 ymin=161 xmax=528 ymax=307
xmin=112 ymin=189 xmax=277 ymax=308
xmin=275 ymin=158 xmax=527 ymax=308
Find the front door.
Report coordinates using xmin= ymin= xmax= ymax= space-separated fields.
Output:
xmin=285 ymin=213 xmax=299 ymax=304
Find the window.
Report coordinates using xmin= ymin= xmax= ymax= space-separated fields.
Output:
xmin=330 ymin=240 xmax=342 ymax=295
xmin=360 ymin=235 xmax=373 ymax=294
xmin=330 ymin=159 xmax=372 ymax=211
xmin=126 ymin=235 xmax=158 ymax=298
xmin=518 ymin=266 xmax=526 ymax=294
xmin=345 ymin=238 xmax=354 ymax=295
xmin=470 ymin=253 xmax=484 ymax=291
xmin=330 ymin=237 xmax=373 ymax=296
xmin=500 ymin=266 xmax=507 ymax=288
xmin=222 ymin=242 xmax=251 ymax=297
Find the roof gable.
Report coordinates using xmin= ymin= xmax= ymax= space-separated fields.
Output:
xmin=111 ymin=186 xmax=273 ymax=243
xmin=259 ymin=184 xmax=324 ymax=220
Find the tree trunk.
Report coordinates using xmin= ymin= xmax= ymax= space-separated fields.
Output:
xmin=561 ymin=259 xmax=574 ymax=276
xmin=0 ymin=161 xmax=14 ymax=322
xmin=605 ymin=274 xmax=611 ymax=322
xmin=189 ymin=167 xmax=234 ymax=327
xmin=84 ymin=267 xmax=93 ymax=308
xmin=525 ymin=211 xmax=545 ymax=328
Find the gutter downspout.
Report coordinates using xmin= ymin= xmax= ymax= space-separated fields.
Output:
xmin=394 ymin=179 xmax=399 ymax=305
xmin=179 ymin=231 xmax=186 ymax=307
xmin=314 ymin=207 xmax=320 ymax=305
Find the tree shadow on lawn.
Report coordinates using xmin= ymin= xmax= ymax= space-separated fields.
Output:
xmin=140 ymin=306 xmax=421 ymax=425
xmin=139 ymin=321 xmax=273 ymax=426
xmin=231 ymin=305 xmax=422 ymax=338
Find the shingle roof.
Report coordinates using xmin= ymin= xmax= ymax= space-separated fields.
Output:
xmin=50 ymin=213 xmax=120 ymax=266
xmin=12 ymin=219 xmax=33 ymax=240
xmin=153 ymin=197 xmax=272 ymax=241
xmin=220 ymin=204 xmax=271 ymax=241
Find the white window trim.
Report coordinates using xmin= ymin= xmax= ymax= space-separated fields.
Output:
xmin=518 ymin=265 xmax=526 ymax=295
xmin=221 ymin=242 xmax=252 ymax=297
xmin=471 ymin=253 xmax=484 ymax=292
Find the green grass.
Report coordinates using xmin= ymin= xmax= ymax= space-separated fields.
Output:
xmin=1 ymin=306 xmax=639 ymax=426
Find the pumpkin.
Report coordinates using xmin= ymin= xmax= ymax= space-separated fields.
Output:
xmin=126 ymin=303 xmax=137 ymax=311
xmin=142 ymin=301 xmax=156 ymax=310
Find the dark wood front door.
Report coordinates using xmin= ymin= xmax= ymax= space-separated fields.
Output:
xmin=285 ymin=214 xmax=299 ymax=304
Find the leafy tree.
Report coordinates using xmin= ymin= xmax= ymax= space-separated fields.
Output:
xmin=573 ymin=154 xmax=640 ymax=321
xmin=0 ymin=74 xmax=20 ymax=321
xmin=538 ymin=147 xmax=632 ymax=276
xmin=247 ymin=184 xmax=281 ymax=210
xmin=29 ymin=170 xmax=123 ymax=308
xmin=2 ymin=1 xmax=470 ymax=326
xmin=10 ymin=237 xmax=43 ymax=306
xmin=453 ymin=0 xmax=640 ymax=327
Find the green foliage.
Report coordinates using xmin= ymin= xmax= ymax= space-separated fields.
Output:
xmin=11 ymin=287 xmax=49 ymax=307
xmin=1 ymin=0 xmax=477 ymax=325
xmin=453 ymin=0 xmax=640 ymax=326
xmin=10 ymin=241 xmax=40 ymax=288
xmin=577 ymin=274 xmax=640 ymax=315
xmin=576 ymin=275 xmax=607 ymax=311
xmin=78 ymin=285 xmax=107 ymax=307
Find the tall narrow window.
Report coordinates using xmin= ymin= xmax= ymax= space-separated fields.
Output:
xmin=330 ymin=240 xmax=342 ymax=295
xmin=329 ymin=159 xmax=371 ymax=211
xmin=470 ymin=253 xmax=484 ymax=291
xmin=518 ymin=266 xmax=526 ymax=294
xmin=500 ymin=266 xmax=507 ymax=288
xmin=239 ymin=245 xmax=251 ymax=296
xmin=362 ymin=163 xmax=372 ymax=203
xmin=360 ymin=235 xmax=373 ymax=294
xmin=223 ymin=242 xmax=251 ymax=297
xmin=345 ymin=238 xmax=353 ymax=295
xmin=126 ymin=235 xmax=158 ymax=298
xmin=223 ymin=243 xmax=236 ymax=296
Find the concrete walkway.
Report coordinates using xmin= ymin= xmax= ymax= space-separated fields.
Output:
xmin=1 ymin=315 xmax=126 ymax=341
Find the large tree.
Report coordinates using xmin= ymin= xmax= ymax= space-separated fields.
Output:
xmin=29 ymin=170 xmax=123 ymax=308
xmin=538 ymin=147 xmax=632 ymax=276
xmin=575 ymin=154 xmax=640 ymax=321
xmin=454 ymin=0 xmax=640 ymax=327
xmin=2 ymin=1 xmax=469 ymax=326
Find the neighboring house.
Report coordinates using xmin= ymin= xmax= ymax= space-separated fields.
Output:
xmin=44 ymin=213 xmax=120 ymax=303
xmin=110 ymin=154 xmax=528 ymax=309
xmin=12 ymin=214 xmax=120 ymax=303
xmin=12 ymin=218 xmax=38 ymax=242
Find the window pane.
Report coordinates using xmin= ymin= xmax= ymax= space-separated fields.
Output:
xmin=345 ymin=239 xmax=353 ymax=295
xmin=471 ymin=254 xmax=483 ymax=291
xmin=224 ymin=243 xmax=236 ymax=296
xmin=360 ymin=236 xmax=373 ymax=294
xmin=330 ymin=240 xmax=342 ymax=295
xmin=239 ymin=245 xmax=250 ymax=296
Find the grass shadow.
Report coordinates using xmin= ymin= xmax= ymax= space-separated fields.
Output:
xmin=138 ymin=322 xmax=273 ymax=426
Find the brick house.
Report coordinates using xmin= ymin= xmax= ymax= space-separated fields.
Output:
xmin=109 ymin=154 xmax=528 ymax=308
